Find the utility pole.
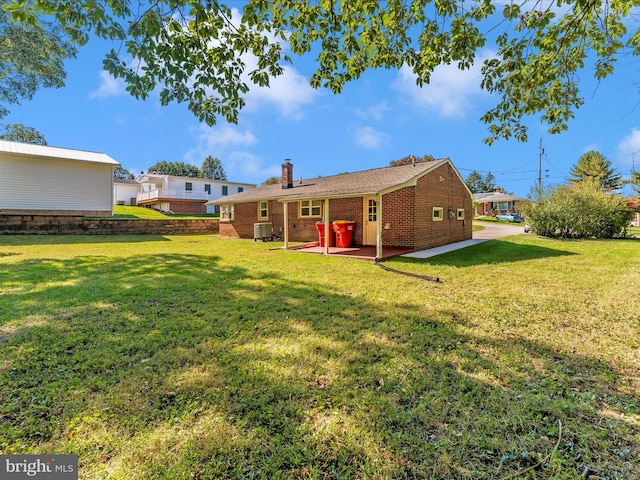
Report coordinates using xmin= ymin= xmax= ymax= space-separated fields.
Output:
xmin=538 ymin=138 xmax=544 ymax=202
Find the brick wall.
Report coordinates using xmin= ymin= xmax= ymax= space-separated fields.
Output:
xmin=381 ymin=187 xmax=416 ymax=248
xmin=0 ymin=215 xmax=219 ymax=235
xmin=414 ymin=163 xmax=472 ymax=249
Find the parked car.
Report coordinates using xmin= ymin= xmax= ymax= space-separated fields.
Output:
xmin=495 ymin=213 xmax=524 ymax=222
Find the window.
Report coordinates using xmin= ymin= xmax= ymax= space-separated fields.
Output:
xmin=185 ymin=182 xmax=193 ymax=191
xmin=222 ymin=185 xmax=228 ymax=195
xmin=204 ymin=184 xmax=211 ymax=194
xmin=300 ymin=199 xmax=322 ymax=218
xmin=496 ymin=201 xmax=509 ymax=211
xmin=221 ymin=205 xmax=234 ymax=221
xmin=238 ymin=187 xmax=244 ymax=193
xmin=457 ymin=208 xmax=465 ymax=220
xmin=258 ymin=201 xmax=269 ymax=220
xmin=432 ymin=207 xmax=443 ymax=221
xmin=368 ymin=198 xmax=377 ymax=222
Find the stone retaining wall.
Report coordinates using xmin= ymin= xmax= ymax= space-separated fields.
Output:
xmin=0 ymin=215 xmax=219 ymax=235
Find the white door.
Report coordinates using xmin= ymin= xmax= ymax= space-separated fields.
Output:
xmin=363 ymin=196 xmax=377 ymax=246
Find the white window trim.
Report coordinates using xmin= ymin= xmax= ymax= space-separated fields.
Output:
xmin=433 ymin=207 xmax=444 ymax=222
xmin=299 ymin=199 xmax=322 ymax=218
xmin=258 ymin=200 xmax=269 ymax=220
xmin=457 ymin=208 xmax=465 ymax=220
xmin=221 ymin=205 xmax=234 ymax=221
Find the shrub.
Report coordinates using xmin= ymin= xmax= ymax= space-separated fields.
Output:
xmin=523 ymin=185 xmax=634 ymax=238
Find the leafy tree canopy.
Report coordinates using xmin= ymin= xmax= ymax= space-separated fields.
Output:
xmin=113 ymin=165 xmax=134 ymax=180
xmin=262 ymin=176 xmax=281 ymax=186
xmin=568 ymin=151 xmax=623 ymax=192
xmin=200 ymin=155 xmax=227 ymax=181
xmin=0 ymin=123 xmax=47 ymax=144
xmin=6 ymin=1 xmax=639 ymax=143
xmin=147 ymin=161 xmax=201 ymax=178
xmin=0 ymin=9 xmax=76 ymax=119
xmin=389 ymin=154 xmax=436 ymax=167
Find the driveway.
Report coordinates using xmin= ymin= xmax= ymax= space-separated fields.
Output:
xmin=472 ymin=221 xmax=527 ymax=240
xmin=402 ymin=221 xmax=527 ymax=259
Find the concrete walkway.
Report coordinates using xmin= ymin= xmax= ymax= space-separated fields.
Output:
xmin=402 ymin=222 xmax=526 ymax=259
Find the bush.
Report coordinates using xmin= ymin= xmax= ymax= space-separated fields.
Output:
xmin=523 ymin=185 xmax=634 ymax=238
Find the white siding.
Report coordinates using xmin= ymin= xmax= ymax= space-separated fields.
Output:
xmin=1 ymin=155 xmax=114 ymax=212
xmin=114 ymin=183 xmax=141 ymax=205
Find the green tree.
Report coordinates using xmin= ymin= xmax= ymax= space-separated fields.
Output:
xmin=0 ymin=10 xmax=76 ymax=119
xmin=626 ymin=170 xmax=640 ymax=196
xmin=262 ymin=176 xmax=281 ymax=186
xmin=465 ymin=170 xmax=485 ymax=193
xmin=200 ymin=156 xmax=227 ymax=181
xmin=389 ymin=154 xmax=436 ymax=167
xmin=147 ymin=161 xmax=201 ymax=178
xmin=113 ymin=165 xmax=134 ymax=180
xmin=483 ymin=172 xmax=497 ymax=192
xmin=568 ymin=151 xmax=622 ymax=192
xmin=8 ymin=1 xmax=638 ymax=143
xmin=0 ymin=123 xmax=47 ymax=144
xmin=523 ymin=184 xmax=633 ymax=239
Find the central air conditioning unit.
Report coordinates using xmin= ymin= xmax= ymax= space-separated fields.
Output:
xmin=254 ymin=222 xmax=273 ymax=242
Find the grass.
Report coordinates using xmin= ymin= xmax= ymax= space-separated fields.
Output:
xmin=1 ymin=234 xmax=639 ymax=479
xmin=109 ymin=206 xmax=219 ymax=219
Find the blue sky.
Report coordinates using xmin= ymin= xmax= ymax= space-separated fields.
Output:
xmin=5 ymin=5 xmax=640 ymax=198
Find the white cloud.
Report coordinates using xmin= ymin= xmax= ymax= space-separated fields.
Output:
xmin=355 ymin=126 xmax=389 ymax=149
xmin=355 ymin=101 xmax=388 ymax=121
xmin=183 ymin=124 xmax=281 ymax=183
xmin=184 ymin=124 xmax=257 ymax=164
xmin=392 ymin=50 xmax=495 ymax=118
xmin=616 ymin=128 xmax=640 ymax=167
xmin=89 ymin=71 xmax=126 ymax=99
xmin=243 ymin=65 xmax=318 ymax=119
xmin=226 ymin=151 xmax=282 ymax=181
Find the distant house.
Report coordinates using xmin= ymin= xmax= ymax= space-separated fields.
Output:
xmin=136 ymin=173 xmax=256 ymax=214
xmin=474 ymin=190 xmax=527 ymax=216
xmin=208 ymin=158 xmax=473 ymax=259
xmin=113 ymin=178 xmax=141 ymax=206
xmin=0 ymin=140 xmax=118 ymax=216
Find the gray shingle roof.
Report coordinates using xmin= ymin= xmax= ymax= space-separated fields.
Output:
xmin=208 ymin=159 xmax=453 ymax=205
xmin=473 ymin=192 xmax=526 ymax=202
xmin=0 ymin=140 xmax=119 ymax=166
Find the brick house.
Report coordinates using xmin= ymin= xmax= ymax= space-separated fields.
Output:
xmin=208 ymin=158 xmax=473 ymax=259
xmin=474 ymin=190 xmax=528 ymax=216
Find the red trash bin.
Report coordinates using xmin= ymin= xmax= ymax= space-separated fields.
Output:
xmin=332 ymin=220 xmax=355 ymax=247
xmin=315 ymin=222 xmax=334 ymax=247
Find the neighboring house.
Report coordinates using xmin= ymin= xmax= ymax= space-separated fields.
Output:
xmin=474 ymin=190 xmax=527 ymax=216
xmin=208 ymin=158 xmax=473 ymax=259
xmin=0 ymin=140 xmax=118 ymax=216
xmin=113 ymin=178 xmax=141 ymax=206
xmin=136 ymin=173 xmax=256 ymax=214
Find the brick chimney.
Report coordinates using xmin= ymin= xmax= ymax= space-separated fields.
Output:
xmin=282 ymin=158 xmax=293 ymax=189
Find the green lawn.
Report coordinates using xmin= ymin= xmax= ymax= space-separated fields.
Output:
xmin=1 ymin=234 xmax=639 ymax=479
xmin=110 ymin=206 xmax=219 ymax=219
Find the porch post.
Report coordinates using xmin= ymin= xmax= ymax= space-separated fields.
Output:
xmin=323 ymin=198 xmax=330 ymax=255
xmin=376 ymin=194 xmax=383 ymax=260
xmin=283 ymin=201 xmax=289 ymax=249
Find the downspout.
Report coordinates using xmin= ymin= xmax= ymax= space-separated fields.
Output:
xmin=323 ymin=198 xmax=330 ymax=255
xmin=376 ymin=194 xmax=383 ymax=261
xmin=283 ymin=201 xmax=289 ymax=249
